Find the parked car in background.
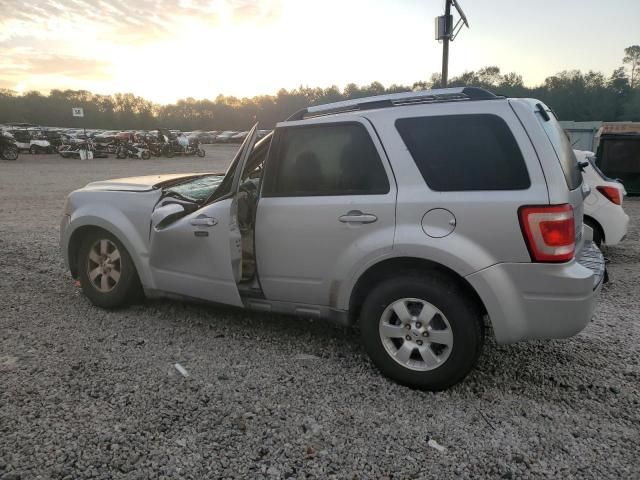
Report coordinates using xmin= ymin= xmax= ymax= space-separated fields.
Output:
xmin=214 ymin=131 xmax=237 ymax=143
xmin=230 ymin=131 xmax=248 ymax=143
xmin=60 ymin=87 xmax=606 ymax=391
xmin=10 ymin=129 xmax=54 ymax=153
xmin=189 ymin=131 xmax=215 ymax=144
xmin=575 ymin=149 xmax=629 ymax=247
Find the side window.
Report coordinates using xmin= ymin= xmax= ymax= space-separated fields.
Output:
xmin=396 ymin=114 xmax=531 ymax=191
xmin=263 ymin=123 xmax=390 ymax=197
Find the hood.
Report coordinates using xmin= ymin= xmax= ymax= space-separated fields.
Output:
xmin=82 ymin=173 xmax=211 ymax=192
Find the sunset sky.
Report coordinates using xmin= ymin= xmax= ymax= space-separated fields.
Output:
xmin=1 ymin=0 xmax=639 ymax=104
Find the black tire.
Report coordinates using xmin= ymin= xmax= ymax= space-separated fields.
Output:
xmin=584 ymin=217 xmax=604 ymax=248
xmin=1 ymin=145 xmax=19 ymax=161
xmin=141 ymin=150 xmax=151 ymax=160
xmin=116 ymin=148 xmax=127 ymax=159
xmin=165 ymin=148 xmax=175 ymax=158
xmin=29 ymin=145 xmax=38 ymax=154
xmin=359 ymin=272 xmax=484 ymax=391
xmin=197 ymin=148 xmax=205 ymax=158
xmin=77 ymin=230 xmax=142 ymax=308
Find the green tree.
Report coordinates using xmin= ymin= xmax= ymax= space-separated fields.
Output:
xmin=623 ymin=45 xmax=640 ymax=88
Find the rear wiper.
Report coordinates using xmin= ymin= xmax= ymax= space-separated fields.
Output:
xmin=535 ymin=103 xmax=550 ymax=122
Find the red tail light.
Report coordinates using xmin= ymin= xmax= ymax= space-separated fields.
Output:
xmin=596 ymin=186 xmax=621 ymax=205
xmin=519 ymin=204 xmax=575 ymax=263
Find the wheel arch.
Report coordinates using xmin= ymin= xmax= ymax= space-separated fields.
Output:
xmin=583 ymin=215 xmax=605 ymax=243
xmin=348 ymin=257 xmax=488 ymax=325
xmin=66 ymin=219 xmax=149 ymax=287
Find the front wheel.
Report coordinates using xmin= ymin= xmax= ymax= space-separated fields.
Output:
xmin=1 ymin=145 xmax=19 ymax=160
xmin=77 ymin=230 xmax=142 ymax=308
xmin=359 ymin=273 xmax=484 ymax=391
xmin=29 ymin=145 xmax=38 ymax=154
xmin=141 ymin=150 xmax=151 ymax=160
xmin=197 ymin=148 xmax=205 ymax=158
xmin=116 ymin=148 xmax=127 ymax=159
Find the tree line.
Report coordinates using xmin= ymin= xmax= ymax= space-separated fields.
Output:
xmin=1 ymin=46 xmax=639 ymax=131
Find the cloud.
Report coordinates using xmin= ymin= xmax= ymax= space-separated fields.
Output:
xmin=0 ymin=48 xmax=112 ymax=92
xmin=0 ymin=0 xmax=283 ymax=44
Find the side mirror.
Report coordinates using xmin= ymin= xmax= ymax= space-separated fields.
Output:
xmin=577 ymin=161 xmax=589 ymax=172
xmin=151 ymin=202 xmax=185 ymax=229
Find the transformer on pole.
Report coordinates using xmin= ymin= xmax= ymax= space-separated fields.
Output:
xmin=435 ymin=0 xmax=469 ymax=87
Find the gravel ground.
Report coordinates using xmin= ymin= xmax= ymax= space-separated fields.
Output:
xmin=1 ymin=151 xmax=639 ymax=479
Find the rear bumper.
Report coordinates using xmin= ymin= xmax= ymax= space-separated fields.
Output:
xmin=466 ymin=241 xmax=605 ymax=344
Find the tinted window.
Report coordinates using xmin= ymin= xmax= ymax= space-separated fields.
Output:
xmin=265 ymin=123 xmax=390 ymax=196
xmin=395 ymin=114 xmax=530 ymax=191
xmin=535 ymin=109 xmax=582 ymax=190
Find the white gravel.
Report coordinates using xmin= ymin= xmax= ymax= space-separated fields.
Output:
xmin=1 ymin=150 xmax=639 ymax=479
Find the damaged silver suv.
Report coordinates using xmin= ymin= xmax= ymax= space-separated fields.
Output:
xmin=60 ymin=87 xmax=605 ymax=390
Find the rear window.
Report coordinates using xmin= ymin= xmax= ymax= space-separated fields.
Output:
xmin=395 ymin=114 xmax=530 ymax=191
xmin=535 ymin=107 xmax=582 ymax=190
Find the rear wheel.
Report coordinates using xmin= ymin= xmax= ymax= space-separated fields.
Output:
xmin=197 ymin=148 xmax=205 ymax=158
xmin=116 ymin=148 xmax=127 ymax=159
xmin=77 ymin=230 xmax=141 ymax=308
xmin=141 ymin=150 xmax=151 ymax=160
xmin=359 ymin=273 xmax=484 ymax=391
xmin=165 ymin=147 xmax=175 ymax=158
xmin=29 ymin=145 xmax=38 ymax=154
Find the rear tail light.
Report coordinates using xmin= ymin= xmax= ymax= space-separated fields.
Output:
xmin=596 ymin=186 xmax=621 ymax=205
xmin=519 ymin=204 xmax=575 ymax=263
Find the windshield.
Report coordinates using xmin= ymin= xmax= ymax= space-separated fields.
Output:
xmin=165 ymin=175 xmax=225 ymax=202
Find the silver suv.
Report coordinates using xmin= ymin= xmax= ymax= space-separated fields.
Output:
xmin=60 ymin=87 xmax=605 ymax=390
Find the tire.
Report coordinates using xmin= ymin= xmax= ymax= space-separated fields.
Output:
xmin=359 ymin=272 xmax=484 ymax=391
xmin=584 ymin=217 xmax=604 ymax=248
xmin=197 ymin=148 xmax=205 ymax=158
xmin=165 ymin=148 xmax=175 ymax=158
xmin=29 ymin=145 xmax=38 ymax=154
xmin=116 ymin=148 xmax=127 ymax=159
xmin=1 ymin=145 xmax=19 ymax=161
xmin=77 ymin=230 xmax=142 ymax=308
xmin=141 ymin=150 xmax=151 ymax=160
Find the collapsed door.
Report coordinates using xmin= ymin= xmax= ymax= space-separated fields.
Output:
xmin=147 ymin=124 xmax=259 ymax=305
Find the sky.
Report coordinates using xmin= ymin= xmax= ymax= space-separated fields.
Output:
xmin=0 ymin=0 xmax=638 ymax=104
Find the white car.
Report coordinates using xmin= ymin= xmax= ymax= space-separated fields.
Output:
xmin=575 ymin=150 xmax=629 ymax=247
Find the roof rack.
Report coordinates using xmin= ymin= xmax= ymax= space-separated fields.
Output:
xmin=286 ymin=87 xmax=500 ymax=121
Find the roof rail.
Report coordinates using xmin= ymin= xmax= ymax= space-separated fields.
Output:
xmin=286 ymin=87 xmax=499 ymax=121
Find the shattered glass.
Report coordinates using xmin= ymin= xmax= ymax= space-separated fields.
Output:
xmin=166 ymin=174 xmax=225 ymax=202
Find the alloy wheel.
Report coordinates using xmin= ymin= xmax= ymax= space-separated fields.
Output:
xmin=87 ymin=239 xmax=122 ymax=292
xmin=378 ymin=298 xmax=453 ymax=371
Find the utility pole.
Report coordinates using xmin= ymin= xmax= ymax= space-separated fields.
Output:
xmin=435 ymin=0 xmax=469 ymax=88
xmin=441 ymin=0 xmax=452 ymax=87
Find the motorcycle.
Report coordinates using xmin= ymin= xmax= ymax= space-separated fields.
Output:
xmin=58 ymin=139 xmax=106 ymax=159
xmin=0 ymin=131 xmax=19 ymax=161
xmin=116 ymin=141 xmax=151 ymax=160
xmin=165 ymin=138 xmax=205 ymax=157
xmin=146 ymin=139 xmax=174 ymax=157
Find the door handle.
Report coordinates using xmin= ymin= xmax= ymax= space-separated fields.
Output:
xmin=190 ymin=216 xmax=217 ymax=227
xmin=339 ymin=210 xmax=378 ymax=224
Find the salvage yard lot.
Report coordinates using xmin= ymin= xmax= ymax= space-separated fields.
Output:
xmin=1 ymin=149 xmax=639 ymax=479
